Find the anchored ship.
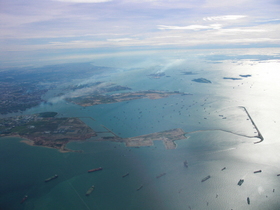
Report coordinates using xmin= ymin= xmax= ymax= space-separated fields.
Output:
xmin=201 ymin=175 xmax=211 ymax=182
xmin=45 ymin=174 xmax=58 ymax=182
xmin=86 ymin=185 xmax=95 ymax=196
xmin=20 ymin=195 xmax=28 ymax=204
xmin=156 ymin=173 xmax=166 ymax=179
xmin=88 ymin=167 xmax=102 ymax=173
xmin=122 ymin=173 xmax=129 ymax=178
xmin=238 ymin=179 xmax=244 ymax=186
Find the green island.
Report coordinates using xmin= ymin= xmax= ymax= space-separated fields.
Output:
xmin=0 ymin=112 xmax=97 ymax=152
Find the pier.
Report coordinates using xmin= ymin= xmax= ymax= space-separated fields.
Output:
xmin=239 ymin=106 xmax=264 ymax=143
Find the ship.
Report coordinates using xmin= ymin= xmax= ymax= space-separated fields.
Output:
xmin=277 ymin=174 xmax=280 ymax=176
xmin=221 ymin=167 xmax=226 ymax=171
xmin=136 ymin=185 xmax=143 ymax=191
xmin=20 ymin=195 xmax=28 ymax=204
xmin=237 ymin=179 xmax=244 ymax=186
xmin=45 ymin=174 xmax=58 ymax=182
xmin=247 ymin=197 xmax=250 ymax=205
xmin=122 ymin=173 xmax=129 ymax=178
xmin=88 ymin=167 xmax=102 ymax=173
xmin=254 ymin=170 xmax=262 ymax=173
xmin=201 ymin=175 xmax=211 ymax=182
xmin=86 ymin=185 xmax=95 ymax=196
xmin=184 ymin=160 xmax=188 ymax=168
xmin=156 ymin=173 xmax=166 ymax=179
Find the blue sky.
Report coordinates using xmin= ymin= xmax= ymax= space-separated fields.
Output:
xmin=0 ymin=0 xmax=280 ymax=67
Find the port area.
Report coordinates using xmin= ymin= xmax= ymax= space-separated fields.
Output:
xmin=123 ymin=128 xmax=187 ymax=149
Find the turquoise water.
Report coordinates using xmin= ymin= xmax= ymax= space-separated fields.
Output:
xmin=1 ymin=57 xmax=280 ymax=209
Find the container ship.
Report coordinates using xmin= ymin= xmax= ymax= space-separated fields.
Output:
xmin=86 ymin=185 xmax=95 ymax=196
xmin=237 ymin=179 xmax=244 ymax=186
xmin=88 ymin=167 xmax=102 ymax=173
xmin=122 ymin=173 xmax=129 ymax=178
xmin=201 ymin=175 xmax=211 ymax=182
xmin=45 ymin=174 xmax=58 ymax=182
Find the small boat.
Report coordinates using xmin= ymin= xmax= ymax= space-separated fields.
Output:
xmin=45 ymin=174 xmax=58 ymax=182
xmin=88 ymin=167 xmax=102 ymax=173
xmin=20 ymin=195 xmax=28 ymax=204
xmin=221 ymin=167 xmax=226 ymax=171
xmin=122 ymin=173 xmax=129 ymax=178
xmin=247 ymin=197 xmax=250 ymax=205
xmin=254 ymin=170 xmax=262 ymax=173
xmin=201 ymin=175 xmax=211 ymax=182
xmin=86 ymin=185 xmax=95 ymax=196
xmin=237 ymin=179 xmax=244 ymax=186
xmin=277 ymin=174 xmax=280 ymax=176
xmin=184 ymin=161 xmax=188 ymax=168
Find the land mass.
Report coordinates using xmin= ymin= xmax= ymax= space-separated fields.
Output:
xmin=66 ymin=90 xmax=182 ymax=107
xmin=0 ymin=112 xmax=96 ymax=152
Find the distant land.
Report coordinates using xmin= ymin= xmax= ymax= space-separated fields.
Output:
xmin=223 ymin=77 xmax=242 ymax=80
xmin=66 ymin=90 xmax=182 ymax=107
xmin=192 ymin=78 xmax=212 ymax=83
xmin=181 ymin=71 xmax=197 ymax=75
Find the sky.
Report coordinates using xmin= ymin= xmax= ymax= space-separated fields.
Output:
xmin=0 ymin=0 xmax=280 ymax=68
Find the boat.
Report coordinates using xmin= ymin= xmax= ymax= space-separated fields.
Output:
xmin=247 ymin=197 xmax=250 ymax=205
xmin=122 ymin=173 xmax=129 ymax=178
xmin=20 ymin=195 xmax=28 ymax=204
xmin=277 ymin=174 xmax=280 ymax=176
xmin=221 ymin=167 xmax=226 ymax=171
xmin=184 ymin=161 xmax=188 ymax=168
xmin=86 ymin=185 xmax=95 ymax=196
xmin=156 ymin=173 xmax=166 ymax=179
xmin=237 ymin=179 xmax=244 ymax=186
xmin=201 ymin=175 xmax=211 ymax=182
xmin=88 ymin=167 xmax=102 ymax=173
xmin=254 ymin=170 xmax=262 ymax=173
xmin=45 ymin=174 xmax=58 ymax=182
xmin=136 ymin=185 xmax=143 ymax=191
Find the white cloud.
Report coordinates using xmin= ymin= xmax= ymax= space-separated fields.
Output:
xmin=203 ymin=15 xmax=246 ymax=21
xmin=107 ymin=38 xmax=137 ymax=42
xmin=157 ymin=24 xmax=222 ymax=30
xmin=54 ymin=0 xmax=112 ymax=3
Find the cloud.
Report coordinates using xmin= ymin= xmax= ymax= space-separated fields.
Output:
xmin=203 ymin=15 xmax=247 ymax=21
xmin=107 ymin=38 xmax=137 ymax=42
xmin=157 ymin=24 xmax=222 ymax=30
xmin=54 ymin=0 xmax=112 ymax=3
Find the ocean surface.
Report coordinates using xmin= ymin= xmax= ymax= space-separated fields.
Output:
xmin=1 ymin=52 xmax=280 ymax=210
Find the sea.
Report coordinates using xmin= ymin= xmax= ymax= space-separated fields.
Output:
xmin=1 ymin=49 xmax=280 ymax=210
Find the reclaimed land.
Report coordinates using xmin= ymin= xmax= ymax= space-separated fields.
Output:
xmin=123 ymin=128 xmax=187 ymax=149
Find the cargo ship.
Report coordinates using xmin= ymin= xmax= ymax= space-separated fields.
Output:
xmin=20 ymin=195 xmax=28 ymax=204
xmin=45 ymin=174 xmax=58 ymax=182
xmin=88 ymin=167 xmax=102 ymax=173
xmin=247 ymin=197 xmax=250 ymax=205
xmin=156 ymin=173 xmax=166 ymax=179
xmin=86 ymin=185 xmax=95 ymax=196
xmin=122 ymin=173 xmax=129 ymax=178
xmin=136 ymin=185 xmax=143 ymax=191
xmin=237 ymin=179 xmax=244 ymax=186
xmin=201 ymin=175 xmax=211 ymax=182
xmin=254 ymin=170 xmax=262 ymax=173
